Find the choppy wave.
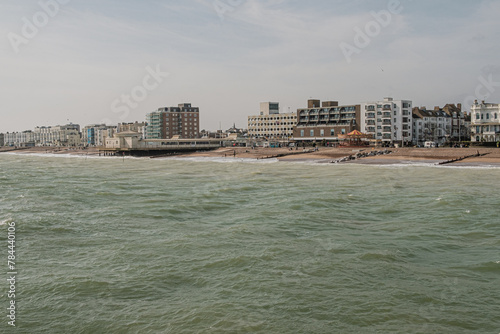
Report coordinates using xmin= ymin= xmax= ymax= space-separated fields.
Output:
xmin=0 ymin=154 xmax=499 ymax=333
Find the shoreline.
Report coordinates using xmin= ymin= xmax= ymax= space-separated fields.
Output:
xmin=2 ymin=146 xmax=500 ymax=166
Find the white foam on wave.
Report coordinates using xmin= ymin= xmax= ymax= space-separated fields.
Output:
xmin=0 ymin=219 xmax=12 ymax=226
xmin=166 ymin=156 xmax=279 ymax=164
xmin=3 ymin=152 xmax=144 ymax=160
xmin=4 ymin=151 xmax=500 ymax=169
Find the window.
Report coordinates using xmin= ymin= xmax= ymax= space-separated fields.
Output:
xmin=394 ymin=111 xmax=397 ymax=116
xmin=341 ymin=129 xmax=346 ymax=135
xmin=487 ymin=114 xmax=490 ymax=120
xmin=330 ymin=129 xmax=335 ymax=136
xmin=476 ymin=113 xmax=480 ymax=120
xmin=300 ymin=130 xmax=304 ymax=137
xmin=320 ymin=129 xmax=324 ymax=137
xmin=495 ymin=113 xmax=498 ymax=119
xmin=310 ymin=130 xmax=314 ymax=137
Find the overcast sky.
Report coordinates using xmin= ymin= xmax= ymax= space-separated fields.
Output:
xmin=1 ymin=0 xmax=500 ymax=133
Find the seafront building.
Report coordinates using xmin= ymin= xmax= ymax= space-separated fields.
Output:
xmin=3 ymin=130 xmax=35 ymax=147
xmin=145 ymin=103 xmax=200 ymax=139
xmin=360 ymin=97 xmax=413 ymax=145
xmin=293 ymin=100 xmax=360 ymax=142
xmin=470 ymin=100 xmax=500 ymax=143
xmin=34 ymin=124 xmax=81 ymax=146
xmin=118 ymin=122 xmax=147 ymax=139
xmin=441 ymin=104 xmax=470 ymax=142
xmin=247 ymin=102 xmax=297 ymax=139
xmin=412 ymin=107 xmax=451 ymax=146
xmin=82 ymin=124 xmax=117 ymax=147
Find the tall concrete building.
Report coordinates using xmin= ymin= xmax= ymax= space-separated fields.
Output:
xmin=361 ymin=97 xmax=413 ymax=145
xmin=248 ymin=102 xmax=297 ymax=139
xmin=146 ymin=103 xmax=199 ymax=139
xmin=470 ymin=100 xmax=500 ymax=143
xmin=293 ymin=100 xmax=360 ymax=141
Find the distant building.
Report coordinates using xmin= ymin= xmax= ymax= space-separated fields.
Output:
xmin=293 ymin=100 xmax=360 ymax=141
xmin=4 ymin=131 xmax=35 ymax=147
xmin=412 ymin=107 xmax=451 ymax=146
xmin=82 ymin=124 xmax=117 ymax=146
xmin=248 ymin=102 xmax=297 ymax=139
xmin=0 ymin=133 xmax=4 ymax=147
xmin=118 ymin=122 xmax=147 ymax=137
xmin=34 ymin=124 xmax=81 ymax=146
xmin=441 ymin=104 xmax=469 ymax=142
xmin=361 ymin=97 xmax=413 ymax=145
xmin=470 ymin=100 xmax=500 ymax=143
xmin=145 ymin=103 xmax=199 ymax=139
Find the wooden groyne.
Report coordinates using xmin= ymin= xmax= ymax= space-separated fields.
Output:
xmin=257 ymin=149 xmax=314 ymax=160
xmin=438 ymin=152 xmax=490 ymax=165
xmin=330 ymin=149 xmax=393 ymax=163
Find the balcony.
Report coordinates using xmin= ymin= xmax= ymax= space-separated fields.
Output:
xmin=382 ymin=113 xmax=392 ymax=118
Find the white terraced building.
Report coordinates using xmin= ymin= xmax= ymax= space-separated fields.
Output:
xmin=360 ymin=97 xmax=413 ymax=145
xmin=470 ymin=101 xmax=500 ymax=143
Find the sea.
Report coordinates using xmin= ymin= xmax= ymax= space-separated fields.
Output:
xmin=1 ymin=153 xmax=499 ymax=333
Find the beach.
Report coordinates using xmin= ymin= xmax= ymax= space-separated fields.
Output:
xmin=176 ymin=146 xmax=500 ymax=166
xmin=2 ymin=145 xmax=500 ymax=166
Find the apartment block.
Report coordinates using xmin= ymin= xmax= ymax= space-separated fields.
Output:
xmin=361 ymin=97 xmax=413 ymax=144
xmin=248 ymin=102 xmax=297 ymax=139
xmin=82 ymin=124 xmax=117 ymax=146
xmin=34 ymin=124 xmax=81 ymax=146
xmin=470 ymin=100 xmax=500 ymax=143
xmin=3 ymin=131 xmax=35 ymax=147
xmin=293 ymin=100 xmax=360 ymax=141
xmin=146 ymin=103 xmax=199 ymax=139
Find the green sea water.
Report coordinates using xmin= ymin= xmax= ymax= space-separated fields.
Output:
xmin=1 ymin=153 xmax=500 ymax=333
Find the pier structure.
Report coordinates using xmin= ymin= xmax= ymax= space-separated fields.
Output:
xmin=101 ymin=131 xmax=223 ymax=156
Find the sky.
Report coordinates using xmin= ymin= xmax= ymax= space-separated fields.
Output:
xmin=1 ymin=0 xmax=500 ymax=133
